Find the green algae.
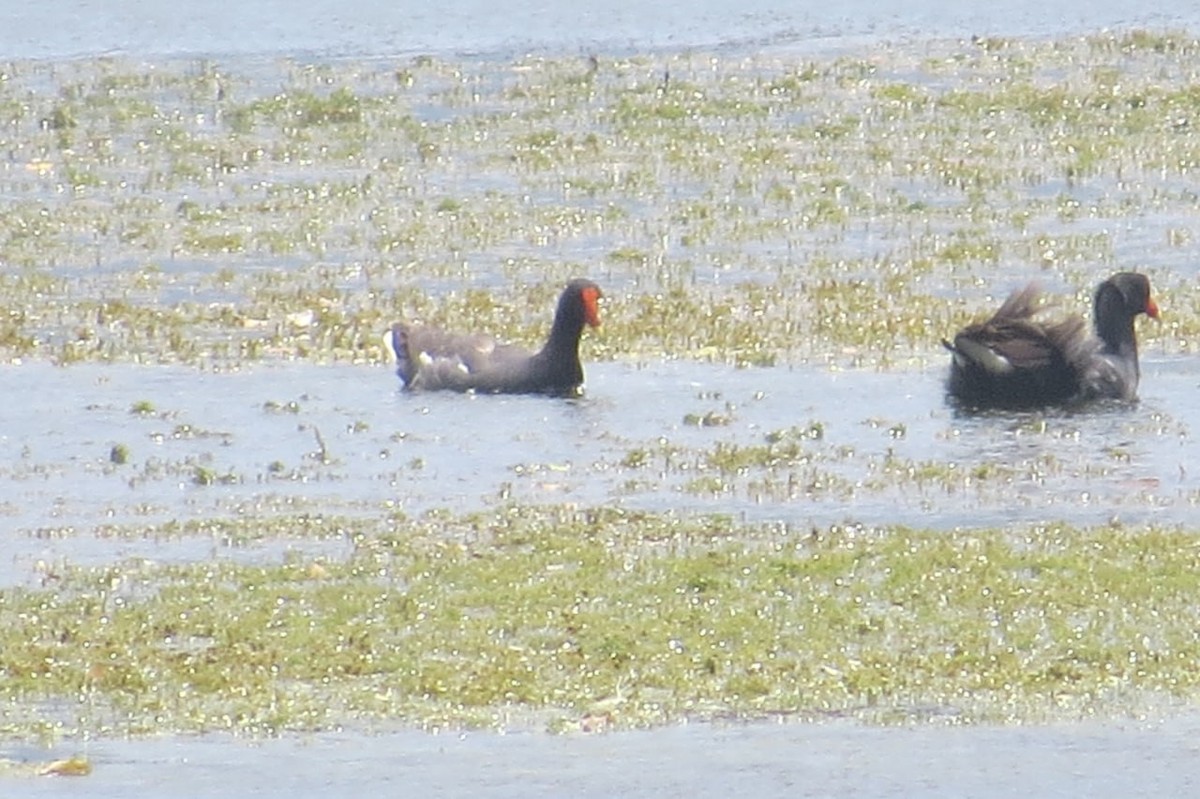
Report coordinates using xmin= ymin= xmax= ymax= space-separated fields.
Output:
xmin=3 ymin=31 xmax=1200 ymax=745
xmin=0 ymin=34 xmax=1198 ymax=368
xmin=3 ymin=506 xmax=1200 ymax=738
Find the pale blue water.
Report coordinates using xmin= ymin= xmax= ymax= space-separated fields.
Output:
xmin=12 ymin=715 xmax=1200 ymax=798
xmin=3 ymin=5 xmax=1200 ymax=797
xmin=5 ymin=357 xmax=1195 ymax=588
xmin=4 ymin=0 xmax=1199 ymax=61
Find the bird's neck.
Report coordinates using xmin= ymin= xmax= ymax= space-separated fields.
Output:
xmin=542 ymin=309 xmax=583 ymax=357
xmin=1093 ymin=287 xmax=1138 ymax=365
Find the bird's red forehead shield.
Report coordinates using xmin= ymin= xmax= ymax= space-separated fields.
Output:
xmin=582 ymin=285 xmax=602 ymax=327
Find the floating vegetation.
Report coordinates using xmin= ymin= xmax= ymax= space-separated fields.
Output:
xmin=0 ymin=755 xmax=92 ymax=778
xmin=683 ymin=409 xmax=734 ymax=427
xmin=0 ymin=35 xmax=1197 ymax=368
xmin=2 ymin=32 xmax=1200 ymax=745
xmin=3 ymin=507 xmax=1200 ymax=738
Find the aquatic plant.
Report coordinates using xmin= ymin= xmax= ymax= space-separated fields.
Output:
xmin=0 ymin=36 xmax=1197 ymax=367
xmin=4 ymin=507 xmax=1200 ymax=738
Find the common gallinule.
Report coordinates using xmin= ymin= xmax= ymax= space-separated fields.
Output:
xmin=388 ymin=278 xmax=602 ymax=395
xmin=944 ymin=272 xmax=1159 ymax=408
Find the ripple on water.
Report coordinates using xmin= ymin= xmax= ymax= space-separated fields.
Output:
xmin=1 ymin=356 xmax=1196 ymax=585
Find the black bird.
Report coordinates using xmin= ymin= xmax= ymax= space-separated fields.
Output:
xmin=388 ymin=279 xmax=602 ymax=396
xmin=944 ymin=272 xmax=1159 ymax=408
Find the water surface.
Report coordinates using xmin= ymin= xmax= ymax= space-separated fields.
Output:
xmin=6 ymin=0 xmax=1200 ymax=60
xmin=4 ymin=1 xmax=1200 ymax=793
xmin=11 ymin=713 xmax=1200 ymax=797
xmin=4 ymin=357 xmax=1194 ymax=587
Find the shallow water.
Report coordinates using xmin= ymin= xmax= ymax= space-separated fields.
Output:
xmin=8 ymin=714 xmax=1200 ymax=797
xmin=4 ymin=355 xmax=1195 ymax=587
xmin=5 ymin=0 xmax=1200 ymax=792
xmin=9 ymin=0 xmax=1200 ymax=60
